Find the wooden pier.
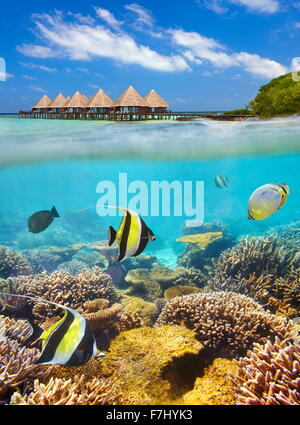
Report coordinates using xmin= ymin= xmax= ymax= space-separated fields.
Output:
xmin=18 ymin=111 xmax=258 ymax=121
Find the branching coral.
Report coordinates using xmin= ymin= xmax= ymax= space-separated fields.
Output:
xmin=156 ymin=291 xmax=292 ymax=358
xmin=10 ymin=374 xmax=131 ymax=405
xmin=210 ymin=236 xmax=300 ymax=317
xmin=4 ymin=267 xmax=117 ymax=321
xmin=0 ymin=246 xmax=33 ymax=279
xmin=0 ymin=335 xmax=52 ymax=402
xmin=231 ymin=330 xmax=300 ymax=405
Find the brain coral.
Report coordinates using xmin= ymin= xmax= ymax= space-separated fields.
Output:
xmin=155 ymin=291 xmax=292 ymax=358
xmin=232 ymin=330 xmax=300 ymax=405
xmin=0 ymin=246 xmax=33 ymax=279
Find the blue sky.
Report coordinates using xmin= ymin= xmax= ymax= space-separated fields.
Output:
xmin=0 ymin=0 xmax=299 ymax=112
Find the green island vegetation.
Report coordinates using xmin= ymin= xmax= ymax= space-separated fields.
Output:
xmin=224 ymin=72 xmax=300 ymax=118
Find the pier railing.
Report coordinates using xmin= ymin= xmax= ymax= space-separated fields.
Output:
xmin=18 ymin=111 xmax=259 ymax=121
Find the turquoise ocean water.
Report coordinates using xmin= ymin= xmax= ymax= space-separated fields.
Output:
xmin=0 ymin=115 xmax=300 ymax=267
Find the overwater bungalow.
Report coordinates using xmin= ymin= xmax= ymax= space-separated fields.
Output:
xmin=112 ymin=85 xmax=149 ymax=114
xmin=65 ymin=91 xmax=87 ymax=113
xmin=86 ymin=89 xmax=113 ymax=113
xmin=48 ymin=93 xmax=68 ymax=113
xmin=32 ymin=94 xmax=52 ymax=112
xmin=144 ymin=89 xmax=169 ymax=113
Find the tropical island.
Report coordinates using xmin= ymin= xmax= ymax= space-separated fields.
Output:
xmin=225 ymin=72 xmax=300 ymax=118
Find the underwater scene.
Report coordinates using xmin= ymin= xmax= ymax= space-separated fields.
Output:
xmin=0 ymin=115 xmax=299 ymax=406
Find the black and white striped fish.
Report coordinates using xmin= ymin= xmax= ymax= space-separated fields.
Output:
xmin=215 ymin=175 xmax=229 ymax=189
xmin=107 ymin=206 xmax=156 ymax=262
xmin=0 ymin=293 xmax=102 ymax=366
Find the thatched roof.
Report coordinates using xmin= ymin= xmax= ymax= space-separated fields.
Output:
xmin=32 ymin=94 xmax=52 ymax=109
xmin=49 ymin=93 xmax=68 ymax=108
xmin=144 ymin=89 xmax=169 ymax=108
xmin=65 ymin=91 xmax=87 ymax=108
xmin=113 ymin=86 xmax=149 ymax=107
xmin=87 ymin=89 xmax=113 ymax=108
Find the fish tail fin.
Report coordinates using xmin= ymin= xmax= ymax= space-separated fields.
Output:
xmin=108 ymin=226 xmax=117 ymax=246
xmin=51 ymin=206 xmax=60 ymax=218
xmin=280 ymin=183 xmax=290 ymax=195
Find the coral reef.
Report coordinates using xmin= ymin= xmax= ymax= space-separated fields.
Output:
xmin=10 ymin=374 xmax=132 ymax=405
xmin=123 ymin=266 xmax=207 ymax=302
xmin=232 ymin=329 xmax=300 ymax=405
xmin=0 ymin=335 xmax=52 ymax=402
xmin=100 ymin=325 xmax=203 ymax=404
xmin=0 ymin=246 xmax=33 ymax=279
xmin=164 ymin=285 xmax=202 ymax=300
xmin=156 ymin=291 xmax=292 ymax=358
xmin=177 ymin=222 xmax=235 ymax=274
xmin=121 ymin=296 xmax=159 ymax=326
xmin=3 ymin=267 xmax=117 ymax=321
xmin=210 ymin=236 xmax=300 ymax=317
xmin=176 ymin=232 xmax=223 ymax=249
xmin=180 ymin=358 xmax=238 ymax=405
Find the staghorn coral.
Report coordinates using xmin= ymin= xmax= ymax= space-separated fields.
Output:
xmin=10 ymin=374 xmax=132 ymax=405
xmin=4 ymin=267 xmax=117 ymax=321
xmin=100 ymin=325 xmax=203 ymax=404
xmin=57 ymin=260 xmax=89 ymax=275
xmin=231 ymin=330 xmax=300 ymax=405
xmin=0 ymin=335 xmax=52 ymax=402
xmin=156 ymin=291 xmax=293 ymax=358
xmin=0 ymin=315 xmax=30 ymax=344
xmin=0 ymin=246 xmax=33 ymax=279
xmin=22 ymin=248 xmax=62 ymax=274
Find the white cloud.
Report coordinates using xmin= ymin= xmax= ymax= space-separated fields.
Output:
xmin=19 ymin=11 xmax=189 ymax=72
xmin=21 ymin=74 xmax=37 ymax=80
xmin=16 ymin=44 xmax=58 ymax=58
xmin=170 ymin=29 xmax=287 ymax=78
xmin=291 ymin=57 xmax=300 ymax=71
xmin=20 ymin=62 xmax=57 ymax=72
xmin=95 ymin=8 xmax=122 ymax=30
xmin=0 ymin=72 xmax=14 ymax=80
xmin=125 ymin=3 xmax=154 ymax=27
xmin=28 ymin=84 xmax=47 ymax=92
xmin=202 ymin=0 xmax=280 ymax=14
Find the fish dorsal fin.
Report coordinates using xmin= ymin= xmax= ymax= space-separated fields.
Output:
xmin=51 ymin=206 xmax=60 ymax=218
xmin=108 ymin=226 xmax=117 ymax=246
xmin=24 ymin=320 xmax=44 ymax=344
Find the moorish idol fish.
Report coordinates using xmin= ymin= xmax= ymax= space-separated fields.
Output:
xmin=28 ymin=206 xmax=60 ymax=234
xmin=0 ymin=292 xmax=103 ymax=366
xmin=107 ymin=206 xmax=156 ymax=262
xmin=248 ymin=182 xmax=290 ymax=221
xmin=215 ymin=175 xmax=229 ymax=189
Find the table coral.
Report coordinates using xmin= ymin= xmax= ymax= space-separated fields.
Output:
xmin=164 ymin=285 xmax=202 ymax=300
xmin=156 ymin=291 xmax=293 ymax=358
xmin=176 ymin=232 xmax=223 ymax=249
xmin=100 ymin=325 xmax=204 ymax=404
xmin=0 ymin=246 xmax=33 ymax=279
xmin=231 ymin=330 xmax=300 ymax=405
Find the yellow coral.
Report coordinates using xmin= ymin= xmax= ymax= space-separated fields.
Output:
xmin=176 ymin=232 xmax=223 ymax=249
xmin=164 ymin=285 xmax=202 ymax=300
xmin=121 ymin=296 xmax=159 ymax=326
xmin=179 ymin=358 xmax=238 ymax=405
xmin=100 ymin=325 xmax=203 ymax=404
